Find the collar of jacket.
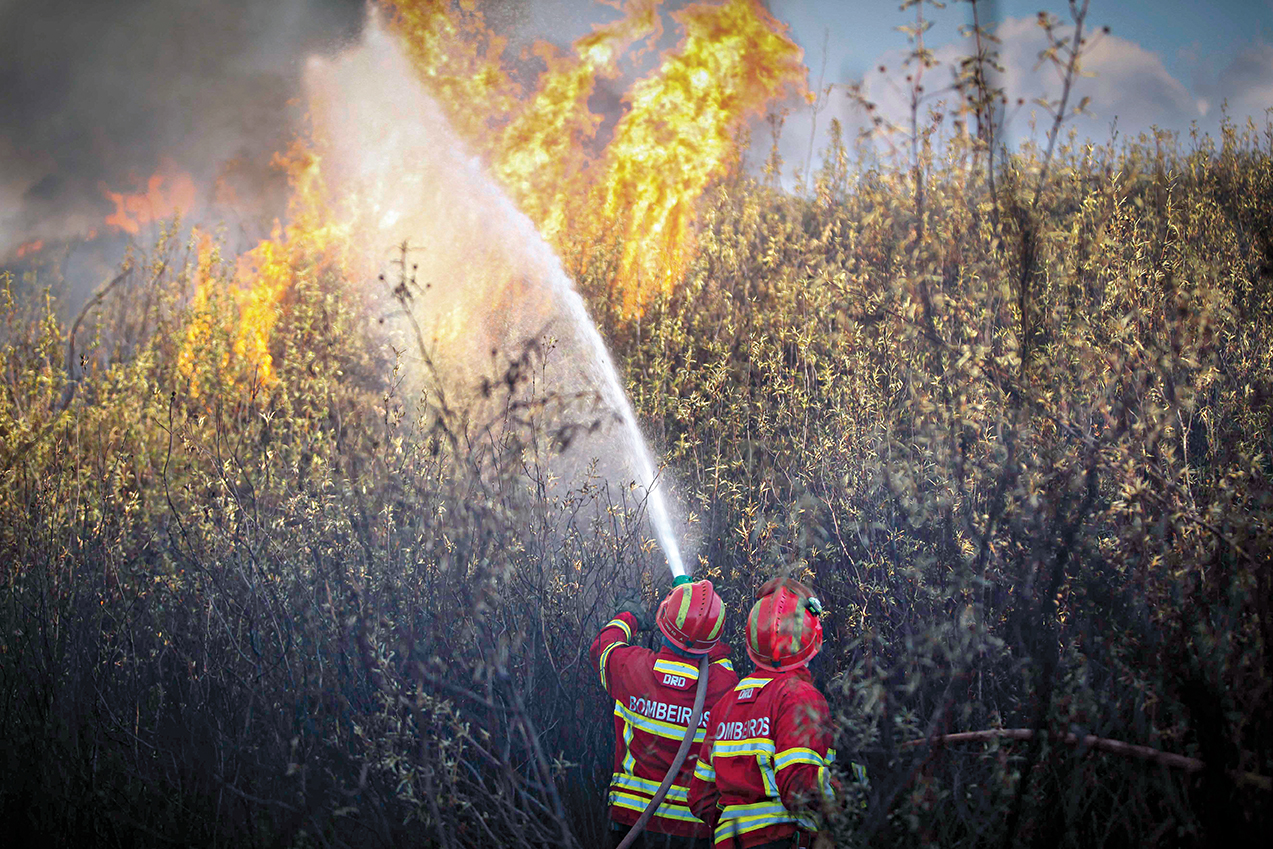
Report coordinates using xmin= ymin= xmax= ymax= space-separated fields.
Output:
xmin=744 ymin=665 xmax=813 ymax=684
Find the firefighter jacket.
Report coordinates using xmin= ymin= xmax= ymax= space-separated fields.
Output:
xmin=591 ymin=611 xmax=739 ymax=838
xmin=687 ymin=667 xmax=835 ymax=848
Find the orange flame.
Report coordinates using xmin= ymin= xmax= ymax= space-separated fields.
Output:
xmin=491 ymin=0 xmax=663 ymax=244
xmin=16 ymin=239 xmax=44 ymax=258
xmin=186 ymin=0 xmax=805 ymax=398
xmin=595 ymin=0 xmax=804 ymax=309
xmin=382 ymin=0 xmax=805 ymax=313
xmin=102 ymin=159 xmax=198 ymax=235
xmin=179 ymin=145 xmax=349 ymax=395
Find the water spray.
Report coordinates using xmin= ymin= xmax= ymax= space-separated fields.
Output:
xmin=557 ymin=286 xmax=687 ymax=578
xmin=308 ymin=30 xmax=699 ymax=842
xmin=305 ymin=15 xmax=688 ymax=581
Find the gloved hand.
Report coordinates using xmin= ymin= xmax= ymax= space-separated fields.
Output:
xmin=614 ymin=590 xmax=654 ymax=632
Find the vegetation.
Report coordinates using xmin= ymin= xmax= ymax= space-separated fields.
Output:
xmin=3 ymin=11 xmax=1272 ymax=848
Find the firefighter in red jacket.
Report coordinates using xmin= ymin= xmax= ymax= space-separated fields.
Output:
xmin=591 ymin=577 xmax=739 ymax=848
xmin=688 ymin=578 xmax=840 ymax=849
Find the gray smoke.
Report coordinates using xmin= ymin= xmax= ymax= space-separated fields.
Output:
xmin=0 ymin=0 xmax=738 ymax=260
xmin=0 ymin=0 xmax=365 ymax=255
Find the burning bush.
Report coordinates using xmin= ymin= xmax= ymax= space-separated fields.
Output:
xmin=2 ymin=3 xmax=1272 ymax=848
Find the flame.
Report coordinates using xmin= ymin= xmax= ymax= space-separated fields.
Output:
xmin=178 ymin=146 xmax=349 ymax=395
xmin=491 ymin=0 xmax=663 ymax=244
xmin=381 ymin=0 xmax=804 ymax=313
xmin=378 ymin=0 xmax=521 ymax=149
xmin=16 ymin=239 xmax=43 ymax=258
xmin=176 ymin=228 xmax=224 ymax=398
xmin=177 ymin=0 xmax=806 ymax=398
xmin=594 ymin=0 xmax=804 ymax=309
xmin=101 ymin=159 xmax=199 ymax=235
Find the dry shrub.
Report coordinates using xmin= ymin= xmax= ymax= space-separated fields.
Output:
xmin=2 ymin=47 xmax=1272 ymax=849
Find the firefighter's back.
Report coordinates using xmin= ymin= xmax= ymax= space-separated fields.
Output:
xmin=590 ymin=579 xmax=737 ymax=848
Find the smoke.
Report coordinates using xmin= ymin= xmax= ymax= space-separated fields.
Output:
xmin=0 ymin=0 xmax=365 ymax=255
xmin=0 ymin=0 xmax=708 ymax=260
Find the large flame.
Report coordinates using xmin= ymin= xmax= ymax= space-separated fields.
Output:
xmin=381 ymin=0 xmax=804 ymax=309
xmin=490 ymin=0 xmax=662 ymax=245
xmin=595 ymin=0 xmax=805 ymax=310
xmin=174 ymin=0 xmax=804 ymax=393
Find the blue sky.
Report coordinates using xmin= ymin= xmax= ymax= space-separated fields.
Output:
xmin=774 ymin=1 xmax=1273 ymax=90
xmin=767 ymin=0 xmax=1273 ymax=166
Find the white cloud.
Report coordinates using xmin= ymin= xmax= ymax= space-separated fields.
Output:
xmin=1205 ymin=40 xmax=1273 ymax=125
xmin=863 ymin=16 xmax=1208 ymax=146
xmin=1007 ymin=17 xmax=1202 ymax=135
xmin=766 ymin=14 xmax=1273 ymax=185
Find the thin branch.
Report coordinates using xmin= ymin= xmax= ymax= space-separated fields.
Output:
xmin=903 ymin=728 xmax=1272 ymax=791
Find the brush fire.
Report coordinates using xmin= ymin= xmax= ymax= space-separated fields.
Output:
xmin=54 ymin=0 xmax=804 ymax=394
xmin=3 ymin=1 xmax=1271 ymax=847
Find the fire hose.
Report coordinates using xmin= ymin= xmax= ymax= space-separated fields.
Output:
xmin=615 ymin=651 xmax=711 ymax=849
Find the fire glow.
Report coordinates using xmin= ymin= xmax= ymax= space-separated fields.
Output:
xmin=381 ymin=0 xmax=805 ymax=312
xmin=101 ymin=160 xmax=199 ymax=236
xmin=119 ymin=0 xmax=810 ymax=396
xmin=56 ymin=0 xmax=808 ymax=577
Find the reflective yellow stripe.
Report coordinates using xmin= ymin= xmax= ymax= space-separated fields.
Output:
xmin=675 ymin=586 xmax=694 ymax=628
xmin=614 ymin=701 xmax=708 ymax=743
xmin=714 ymin=801 xmax=799 ymax=839
xmin=817 ymin=764 xmax=834 ymax=802
xmin=653 ymin=658 xmax=700 ymax=681
xmin=715 ymin=800 xmax=818 ymax=838
xmin=712 ymin=658 xmax=735 ymax=673
xmin=734 ymin=676 xmax=775 ymax=691
xmin=706 ymin=608 xmax=725 ymax=640
xmin=616 ymin=703 xmax=637 ymax=773
xmin=721 ymin=801 xmax=789 ymax=818
xmin=693 ymin=758 xmax=715 ymax=782
xmin=607 ymin=617 xmax=634 ymax=642
xmin=598 ymin=619 xmax=631 ymax=690
xmin=609 ymin=790 xmax=702 ymax=823
xmin=774 ymin=746 xmax=826 ymax=770
xmin=599 ymin=642 xmax=621 ymax=689
xmin=610 ymin=771 xmax=691 ymax=803
xmin=712 ymin=737 xmax=775 ymax=758
xmin=760 ymin=754 xmax=780 ymax=798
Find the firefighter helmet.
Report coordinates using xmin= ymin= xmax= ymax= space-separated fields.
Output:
xmin=746 ymin=577 xmax=823 ymax=671
xmin=656 ymin=578 xmax=726 ymax=654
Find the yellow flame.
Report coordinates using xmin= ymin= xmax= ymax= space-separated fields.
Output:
xmin=176 ymin=228 xmax=225 ymax=398
xmin=492 ymin=0 xmax=662 ymax=243
xmin=594 ymin=0 xmax=804 ymax=310
xmin=382 ymin=0 xmax=804 ymax=313
xmin=179 ymin=145 xmax=350 ymax=395
xmin=196 ymin=0 xmax=805 ymax=395
xmin=376 ymin=0 xmax=521 ymax=150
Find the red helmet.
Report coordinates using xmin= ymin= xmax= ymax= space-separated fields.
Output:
xmin=746 ymin=577 xmax=823 ymax=671
xmin=657 ymin=579 xmax=726 ymax=654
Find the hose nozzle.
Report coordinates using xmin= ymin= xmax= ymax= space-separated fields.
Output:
xmin=672 ymin=574 xmax=693 ymax=587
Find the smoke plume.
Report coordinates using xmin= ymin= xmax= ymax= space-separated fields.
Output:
xmin=0 ymin=0 xmax=365 ymax=255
